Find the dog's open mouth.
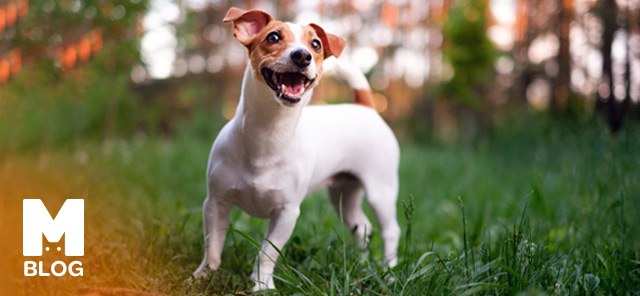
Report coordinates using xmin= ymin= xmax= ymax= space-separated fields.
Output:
xmin=261 ymin=68 xmax=315 ymax=104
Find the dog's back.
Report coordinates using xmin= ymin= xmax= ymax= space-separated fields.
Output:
xmin=301 ymin=103 xmax=399 ymax=194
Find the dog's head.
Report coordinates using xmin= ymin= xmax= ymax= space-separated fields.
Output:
xmin=223 ymin=7 xmax=346 ymax=106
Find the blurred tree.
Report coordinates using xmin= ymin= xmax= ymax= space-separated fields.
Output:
xmin=593 ymin=0 xmax=621 ymax=131
xmin=0 ymin=0 xmax=149 ymax=151
xmin=513 ymin=0 xmax=533 ymax=106
xmin=1 ymin=0 xmax=146 ymax=76
xmin=551 ymin=0 xmax=572 ymax=111
xmin=438 ymin=0 xmax=496 ymax=108
xmin=621 ymin=5 xmax=635 ymax=121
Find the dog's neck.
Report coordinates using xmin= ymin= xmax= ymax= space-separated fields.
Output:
xmin=233 ymin=64 xmax=313 ymax=161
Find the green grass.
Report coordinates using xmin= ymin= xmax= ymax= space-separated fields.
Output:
xmin=3 ymin=115 xmax=640 ymax=295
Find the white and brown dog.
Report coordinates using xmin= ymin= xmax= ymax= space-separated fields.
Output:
xmin=193 ymin=7 xmax=400 ymax=291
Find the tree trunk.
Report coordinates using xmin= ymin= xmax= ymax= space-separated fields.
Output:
xmin=551 ymin=0 xmax=572 ymax=111
xmin=622 ymin=8 xmax=632 ymax=114
xmin=513 ymin=0 xmax=534 ymax=105
xmin=595 ymin=0 xmax=619 ymax=131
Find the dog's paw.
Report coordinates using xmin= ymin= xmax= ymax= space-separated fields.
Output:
xmin=192 ymin=270 xmax=206 ymax=279
xmin=251 ymin=276 xmax=276 ymax=292
xmin=251 ymin=283 xmax=275 ymax=292
xmin=192 ymin=265 xmax=209 ymax=279
xmin=193 ymin=260 xmax=222 ymax=279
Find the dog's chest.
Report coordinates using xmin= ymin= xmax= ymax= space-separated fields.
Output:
xmin=212 ymin=160 xmax=306 ymax=218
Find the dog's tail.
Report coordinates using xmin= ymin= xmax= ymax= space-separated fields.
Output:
xmin=327 ymin=58 xmax=376 ymax=109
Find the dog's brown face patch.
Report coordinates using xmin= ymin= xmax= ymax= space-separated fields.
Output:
xmin=245 ymin=23 xmax=328 ymax=82
xmin=245 ymin=23 xmax=324 ymax=104
xmin=302 ymin=25 xmax=326 ymax=74
xmin=243 ymin=22 xmax=341 ymax=85
xmin=246 ymin=21 xmax=296 ymax=81
xmin=224 ymin=7 xmax=346 ymax=105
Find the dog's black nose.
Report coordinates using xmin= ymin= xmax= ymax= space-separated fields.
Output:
xmin=291 ymin=49 xmax=312 ymax=68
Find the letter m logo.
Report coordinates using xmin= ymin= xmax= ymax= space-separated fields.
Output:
xmin=23 ymin=199 xmax=84 ymax=256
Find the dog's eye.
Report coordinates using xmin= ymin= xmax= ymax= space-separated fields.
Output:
xmin=311 ymin=39 xmax=322 ymax=52
xmin=266 ymin=32 xmax=281 ymax=44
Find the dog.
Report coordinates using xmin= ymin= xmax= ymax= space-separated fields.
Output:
xmin=193 ymin=7 xmax=401 ymax=291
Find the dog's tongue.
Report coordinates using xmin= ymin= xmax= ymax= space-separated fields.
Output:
xmin=281 ymin=73 xmax=305 ymax=95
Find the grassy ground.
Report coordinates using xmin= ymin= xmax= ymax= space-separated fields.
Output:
xmin=2 ymin=115 xmax=639 ymax=295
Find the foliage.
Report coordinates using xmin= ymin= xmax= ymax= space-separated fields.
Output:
xmin=438 ymin=0 xmax=497 ymax=108
xmin=0 ymin=0 xmax=158 ymax=154
xmin=4 ymin=0 xmax=147 ymax=50
xmin=0 ymin=49 xmax=136 ymax=154
xmin=0 ymin=52 xmax=225 ymax=156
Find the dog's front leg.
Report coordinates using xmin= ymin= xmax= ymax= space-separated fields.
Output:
xmin=193 ymin=196 xmax=230 ymax=278
xmin=250 ymin=205 xmax=300 ymax=291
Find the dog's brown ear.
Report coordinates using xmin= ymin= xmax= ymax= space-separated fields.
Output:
xmin=223 ymin=7 xmax=273 ymax=47
xmin=309 ymin=23 xmax=346 ymax=59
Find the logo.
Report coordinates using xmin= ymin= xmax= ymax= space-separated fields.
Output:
xmin=23 ymin=199 xmax=84 ymax=277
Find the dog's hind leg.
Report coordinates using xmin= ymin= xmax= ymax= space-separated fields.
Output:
xmin=362 ymin=176 xmax=400 ymax=267
xmin=193 ymin=196 xmax=230 ymax=278
xmin=328 ymin=175 xmax=373 ymax=248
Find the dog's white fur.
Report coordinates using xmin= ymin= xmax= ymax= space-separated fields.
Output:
xmin=194 ymin=11 xmax=400 ymax=291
